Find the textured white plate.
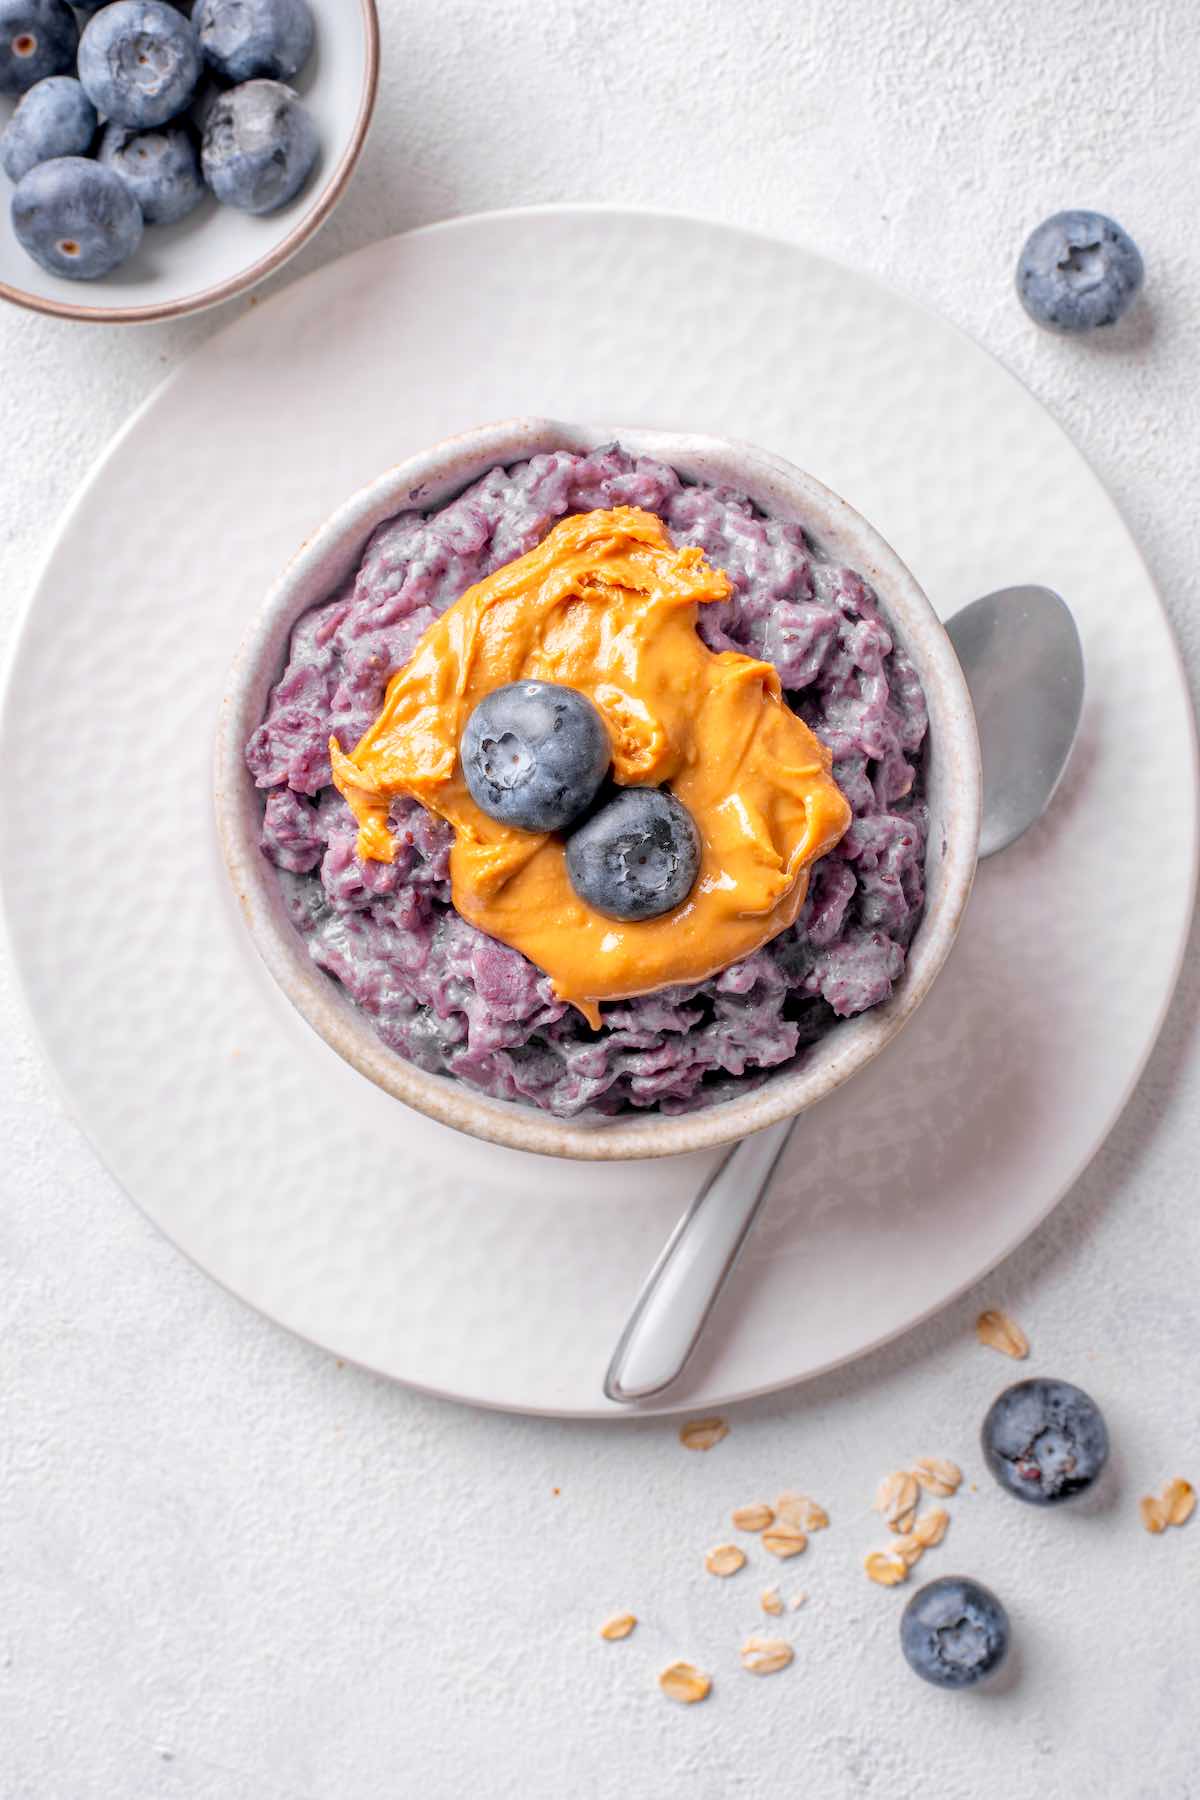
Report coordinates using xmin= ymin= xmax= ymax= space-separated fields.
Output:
xmin=1 ymin=208 xmax=1195 ymax=1417
xmin=0 ymin=0 xmax=378 ymax=323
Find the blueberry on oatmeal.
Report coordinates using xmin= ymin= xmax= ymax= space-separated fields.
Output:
xmin=461 ymin=681 xmax=610 ymax=834
xmin=566 ymin=788 xmax=701 ymax=922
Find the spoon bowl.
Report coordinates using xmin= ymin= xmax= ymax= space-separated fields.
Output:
xmin=947 ymin=586 xmax=1084 ymax=858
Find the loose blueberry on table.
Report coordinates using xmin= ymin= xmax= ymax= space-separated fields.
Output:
xmin=900 ymin=1577 xmax=1010 ymax=1689
xmin=0 ymin=74 xmax=95 ymax=182
xmin=11 ymin=152 xmax=141 ymax=277
xmin=1017 ymin=210 xmax=1144 ymax=333
xmin=461 ymin=680 xmax=611 ymax=835
xmin=981 ymin=1377 xmax=1109 ymax=1504
xmin=566 ymin=786 xmax=702 ymax=922
xmin=0 ymin=0 xmax=78 ymax=96
xmin=2 ymin=0 xmax=319 ymax=283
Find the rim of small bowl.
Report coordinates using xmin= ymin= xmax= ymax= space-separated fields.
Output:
xmin=0 ymin=0 xmax=380 ymax=326
xmin=215 ymin=418 xmax=981 ymax=1160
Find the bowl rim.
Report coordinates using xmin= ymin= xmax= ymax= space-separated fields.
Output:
xmin=0 ymin=0 xmax=380 ymax=327
xmin=215 ymin=417 xmax=981 ymax=1160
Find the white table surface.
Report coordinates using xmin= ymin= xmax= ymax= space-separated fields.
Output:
xmin=3 ymin=3 xmax=1199 ymax=1795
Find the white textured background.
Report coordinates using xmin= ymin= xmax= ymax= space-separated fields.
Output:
xmin=3 ymin=2 xmax=1199 ymax=1795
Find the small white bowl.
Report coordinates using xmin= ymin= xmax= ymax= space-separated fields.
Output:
xmin=0 ymin=0 xmax=378 ymax=325
xmin=216 ymin=419 xmax=981 ymax=1160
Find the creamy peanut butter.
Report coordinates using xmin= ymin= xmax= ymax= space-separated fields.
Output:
xmin=330 ymin=507 xmax=851 ymax=1027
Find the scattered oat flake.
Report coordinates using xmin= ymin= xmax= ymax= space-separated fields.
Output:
xmin=679 ymin=1417 xmax=728 ymax=1452
xmin=1165 ymin=1478 xmax=1196 ymax=1526
xmin=741 ymin=1636 xmax=794 ymax=1675
xmin=976 ymin=1309 xmax=1029 ymax=1358
xmin=1141 ymin=1480 xmax=1195 ymax=1533
xmin=659 ymin=1661 xmax=711 ymax=1704
xmin=864 ymin=1549 xmax=910 ymax=1587
xmin=912 ymin=1457 xmax=962 ymax=1497
xmin=913 ymin=1507 xmax=950 ymax=1548
xmin=875 ymin=1471 xmax=919 ymax=1530
xmin=890 ymin=1534 xmax=924 ymax=1569
xmin=599 ymin=1614 xmax=637 ymax=1641
xmin=775 ymin=1492 xmax=829 ymax=1531
xmin=790 ymin=1590 xmax=808 ymax=1610
xmin=705 ymin=1543 xmax=747 ymax=1577
xmin=762 ymin=1521 xmax=807 ymax=1559
xmin=732 ymin=1502 xmax=775 ymax=1532
xmin=760 ymin=1586 xmax=784 ymax=1616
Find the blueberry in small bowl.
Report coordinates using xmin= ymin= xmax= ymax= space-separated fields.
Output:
xmin=193 ymin=0 xmax=314 ymax=83
xmin=981 ymin=1377 xmax=1109 ymax=1504
xmin=900 ymin=1577 xmax=1010 ymax=1690
xmin=98 ymin=120 xmax=204 ymax=226
xmin=0 ymin=0 xmax=77 ymax=96
xmin=200 ymin=76 xmax=317 ymax=214
xmin=0 ymin=74 xmax=96 ymax=182
xmin=11 ymin=153 xmax=142 ymax=278
xmin=1017 ymin=210 xmax=1144 ymax=334
xmin=77 ymin=0 xmax=201 ymax=129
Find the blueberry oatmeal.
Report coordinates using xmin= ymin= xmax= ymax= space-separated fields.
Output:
xmin=246 ymin=445 xmax=929 ymax=1117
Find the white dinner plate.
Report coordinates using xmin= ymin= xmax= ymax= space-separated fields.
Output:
xmin=1 ymin=207 xmax=1195 ymax=1416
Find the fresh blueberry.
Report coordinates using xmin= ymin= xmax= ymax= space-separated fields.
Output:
xmin=981 ymin=1377 xmax=1109 ymax=1504
xmin=77 ymin=0 xmax=201 ymax=128
xmin=461 ymin=681 xmax=610 ymax=834
xmin=1017 ymin=210 xmax=1144 ymax=334
xmin=193 ymin=0 xmax=313 ymax=83
xmin=11 ymin=154 xmax=143 ymax=278
xmin=0 ymin=0 xmax=77 ymax=95
xmin=1 ymin=76 xmax=96 ymax=183
xmin=566 ymin=787 xmax=701 ymax=921
xmin=900 ymin=1577 xmax=1010 ymax=1690
xmin=200 ymin=77 xmax=317 ymax=213
xmin=98 ymin=121 xmax=204 ymax=225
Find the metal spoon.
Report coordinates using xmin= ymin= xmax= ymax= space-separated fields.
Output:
xmin=603 ymin=585 xmax=1084 ymax=1404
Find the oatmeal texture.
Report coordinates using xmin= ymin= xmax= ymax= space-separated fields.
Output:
xmin=246 ymin=446 xmax=929 ymax=1118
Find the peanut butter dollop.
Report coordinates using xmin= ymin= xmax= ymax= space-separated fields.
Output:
xmin=330 ymin=506 xmax=851 ymax=1027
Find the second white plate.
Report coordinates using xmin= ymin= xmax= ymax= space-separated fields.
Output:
xmin=1 ymin=207 xmax=1195 ymax=1415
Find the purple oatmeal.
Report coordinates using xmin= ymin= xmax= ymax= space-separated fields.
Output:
xmin=246 ymin=446 xmax=929 ymax=1117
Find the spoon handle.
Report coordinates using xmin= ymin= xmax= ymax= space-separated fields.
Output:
xmin=603 ymin=1118 xmax=796 ymax=1403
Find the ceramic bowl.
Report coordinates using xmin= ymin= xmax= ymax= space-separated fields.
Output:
xmin=216 ymin=418 xmax=981 ymax=1159
xmin=0 ymin=0 xmax=378 ymax=325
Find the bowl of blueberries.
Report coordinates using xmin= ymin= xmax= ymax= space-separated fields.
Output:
xmin=0 ymin=0 xmax=379 ymax=321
